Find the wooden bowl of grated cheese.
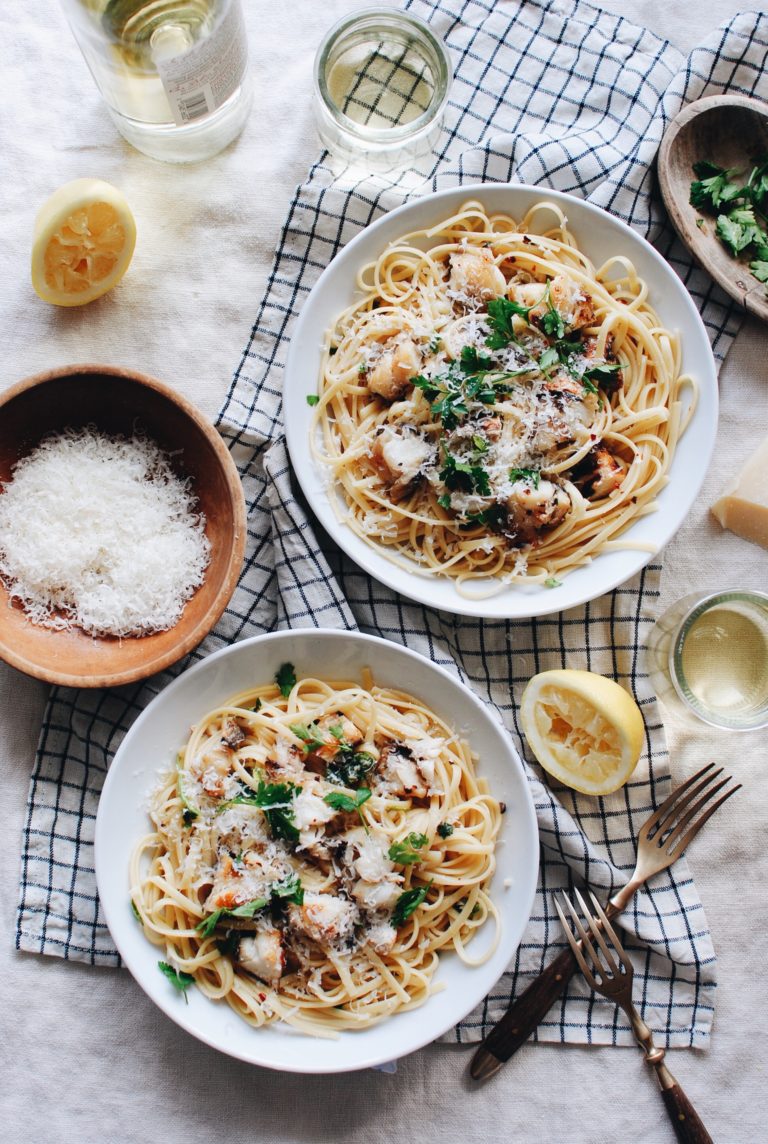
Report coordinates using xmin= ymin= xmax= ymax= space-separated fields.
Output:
xmin=0 ymin=365 xmax=246 ymax=687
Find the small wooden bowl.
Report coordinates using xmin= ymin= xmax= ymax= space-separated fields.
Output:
xmin=658 ymin=94 xmax=768 ymax=322
xmin=0 ymin=365 xmax=246 ymax=688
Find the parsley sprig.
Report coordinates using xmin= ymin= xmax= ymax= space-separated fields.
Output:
xmin=219 ymin=777 xmax=300 ymax=842
xmin=509 ymin=467 xmax=540 ymax=488
xmin=388 ymin=832 xmax=429 ymax=865
xmin=196 ymin=897 xmax=268 ymax=939
xmin=323 ymin=786 xmax=372 ymax=832
xmin=326 ymin=745 xmax=376 ymax=787
xmin=439 ymin=450 xmax=491 ymax=497
xmin=392 ymin=880 xmax=433 ymax=927
xmin=276 ymin=662 xmax=297 ymax=697
xmin=158 ymin=960 xmax=195 ymax=1002
xmin=485 ymin=296 xmax=532 ymax=348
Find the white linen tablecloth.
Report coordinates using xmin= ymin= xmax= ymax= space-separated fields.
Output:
xmin=1 ymin=2 xmax=766 ymax=1141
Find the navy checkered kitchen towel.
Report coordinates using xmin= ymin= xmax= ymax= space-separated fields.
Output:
xmin=17 ymin=1 xmax=767 ymax=1048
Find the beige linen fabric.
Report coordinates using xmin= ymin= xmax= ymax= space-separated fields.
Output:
xmin=1 ymin=2 xmax=766 ymax=1142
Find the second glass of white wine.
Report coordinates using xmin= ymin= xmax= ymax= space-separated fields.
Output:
xmin=60 ymin=0 xmax=252 ymax=163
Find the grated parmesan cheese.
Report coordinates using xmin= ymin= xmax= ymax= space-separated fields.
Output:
xmin=0 ymin=428 xmax=211 ymax=637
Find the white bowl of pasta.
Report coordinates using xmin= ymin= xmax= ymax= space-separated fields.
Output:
xmin=285 ymin=184 xmax=718 ymax=617
xmin=95 ymin=629 xmax=538 ymax=1073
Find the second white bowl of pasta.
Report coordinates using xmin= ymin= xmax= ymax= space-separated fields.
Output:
xmin=285 ymin=184 xmax=718 ymax=618
xmin=95 ymin=629 xmax=538 ymax=1073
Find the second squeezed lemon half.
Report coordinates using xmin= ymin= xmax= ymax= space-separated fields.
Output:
xmin=520 ymin=669 xmax=645 ymax=795
xmin=31 ymin=178 xmax=136 ymax=306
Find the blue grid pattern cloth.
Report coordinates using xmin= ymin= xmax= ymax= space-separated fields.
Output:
xmin=16 ymin=0 xmax=767 ymax=1048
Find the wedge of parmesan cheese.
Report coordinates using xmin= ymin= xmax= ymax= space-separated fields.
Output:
xmin=711 ymin=436 xmax=768 ymax=549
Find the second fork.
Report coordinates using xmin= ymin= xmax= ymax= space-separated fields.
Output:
xmin=557 ymin=888 xmax=713 ymax=1144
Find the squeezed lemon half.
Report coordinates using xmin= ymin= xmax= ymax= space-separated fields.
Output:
xmin=31 ymin=178 xmax=136 ymax=306
xmin=520 ymin=669 xmax=645 ymax=795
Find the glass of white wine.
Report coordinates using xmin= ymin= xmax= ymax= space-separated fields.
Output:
xmin=645 ymin=589 xmax=768 ymax=731
xmin=313 ymin=7 xmax=453 ymax=172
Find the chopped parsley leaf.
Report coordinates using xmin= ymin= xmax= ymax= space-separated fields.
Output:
xmin=158 ymin=960 xmax=195 ymax=1002
xmin=486 ymin=296 xmax=531 ymax=348
xmin=509 ymin=467 xmax=540 ymax=488
xmin=461 ymin=503 xmax=507 ymax=530
xmin=437 ymin=822 xmax=454 ymax=839
xmin=582 ymin=361 xmax=622 ymax=391
xmin=323 ymin=787 xmax=372 ymax=813
xmin=196 ymin=897 xmax=268 ymax=938
xmin=440 ymin=451 xmax=491 ymax=496
xmin=538 ymin=345 xmax=559 ymax=373
xmin=460 ymin=345 xmax=494 ymax=374
xmin=538 ymin=284 xmax=566 ymax=339
xmin=544 ymin=576 xmax=562 ymax=588
xmin=437 ymin=492 xmax=452 ymax=511
xmin=276 ymin=662 xmax=297 ymax=697
xmin=289 ymin=721 xmax=326 ymax=752
xmin=412 ymin=371 xmax=468 ymax=430
xmin=131 ymin=899 xmax=142 ymax=923
xmin=271 ymin=872 xmax=304 ymax=905
xmin=716 ymin=206 xmax=765 ymax=255
xmin=428 ymin=333 xmax=442 ymax=353
xmin=306 ymin=394 xmax=320 ymax=407
xmin=689 ymin=161 xmax=743 ymax=211
xmin=392 ymin=880 xmax=433 ymax=927
xmin=219 ymin=778 xmax=300 ymax=842
xmin=326 ymin=746 xmax=376 ymax=788
xmin=388 ymin=832 xmax=429 ymax=865
xmin=324 ymin=786 xmax=372 ymax=832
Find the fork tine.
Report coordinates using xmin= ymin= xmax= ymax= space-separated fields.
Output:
xmin=573 ymin=887 xmax=619 ymax=976
xmin=554 ymin=896 xmax=596 ymax=985
xmin=558 ymin=892 xmax=595 ymax=957
xmin=588 ymin=891 xmax=631 ymax=970
xmin=668 ymin=782 xmax=742 ymax=858
xmin=641 ymin=763 xmax=721 ymax=840
xmin=662 ymin=775 xmax=734 ymax=854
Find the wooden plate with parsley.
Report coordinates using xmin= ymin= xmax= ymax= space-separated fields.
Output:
xmin=658 ymin=93 xmax=768 ymax=322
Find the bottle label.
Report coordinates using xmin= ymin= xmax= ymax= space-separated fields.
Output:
xmin=157 ymin=2 xmax=248 ymax=126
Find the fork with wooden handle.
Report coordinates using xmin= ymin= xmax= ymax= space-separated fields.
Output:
xmin=470 ymin=763 xmax=740 ymax=1082
xmin=556 ymin=888 xmax=713 ymax=1144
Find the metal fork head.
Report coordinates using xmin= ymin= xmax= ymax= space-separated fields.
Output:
xmin=632 ymin=762 xmax=741 ymax=881
xmin=555 ymin=888 xmax=634 ymax=1006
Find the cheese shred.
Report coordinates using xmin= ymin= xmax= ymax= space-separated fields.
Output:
xmin=0 ymin=428 xmax=211 ymax=637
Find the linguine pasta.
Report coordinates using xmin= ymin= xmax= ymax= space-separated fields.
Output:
xmin=310 ymin=200 xmax=695 ymax=595
xmin=132 ymin=665 xmax=501 ymax=1036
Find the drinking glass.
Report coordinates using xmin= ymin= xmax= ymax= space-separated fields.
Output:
xmin=645 ymin=589 xmax=768 ymax=731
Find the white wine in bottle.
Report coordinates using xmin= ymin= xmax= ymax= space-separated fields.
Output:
xmin=60 ymin=0 xmax=252 ymax=163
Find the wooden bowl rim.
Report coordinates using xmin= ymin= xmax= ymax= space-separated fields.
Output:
xmin=0 ymin=364 xmax=247 ymax=688
xmin=657 ymin=93 xmax=768 ymax=323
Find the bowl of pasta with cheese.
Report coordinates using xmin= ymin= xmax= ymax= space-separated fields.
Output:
xmin=284 ymin=184 xmax=718 ymax=618
xmin=95 ymin=628 xmax=538 ymax=1073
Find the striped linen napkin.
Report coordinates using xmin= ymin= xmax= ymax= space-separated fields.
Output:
xmin=17 ymin=0 xmax=766 ymax=1048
